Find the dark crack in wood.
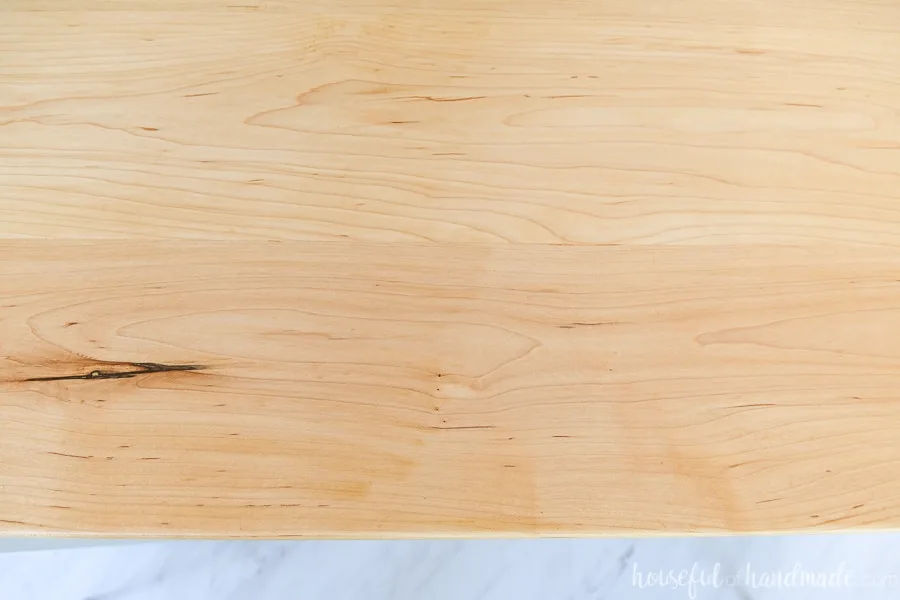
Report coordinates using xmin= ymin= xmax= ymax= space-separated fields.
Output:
xmin=25 ymin=362 xmax=205 ymax=382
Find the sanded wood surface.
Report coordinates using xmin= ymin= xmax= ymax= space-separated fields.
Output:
xmin=5 ymin=0 xmax=900 ymax=244
xmin=3 ymin=0 xmax=900 ymax=536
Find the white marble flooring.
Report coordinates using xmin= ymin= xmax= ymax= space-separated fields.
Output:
xmin=0 ymin=535 xmax=898 ymax=600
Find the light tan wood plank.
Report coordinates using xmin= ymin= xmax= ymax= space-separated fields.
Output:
xmin=2 ymin=241 xmax=900 ymax=536
xmin=4 ymin=1 xmax=900 ymax=243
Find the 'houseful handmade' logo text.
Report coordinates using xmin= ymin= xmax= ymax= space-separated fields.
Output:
xmin=632 ymin=562 xmax=899 ymax=598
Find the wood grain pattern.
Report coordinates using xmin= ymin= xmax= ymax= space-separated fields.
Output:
xmin=4 ymin=0 xmax=900 ymax=537
xmin=4 ymin=1 xmax=900 ymax=243
xmin=3 ymin=242 xmax=900 ymax=536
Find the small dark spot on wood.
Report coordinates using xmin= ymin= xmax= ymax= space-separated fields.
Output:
xmin=853 ymin=504 xmax=865 ymax=510
xmin=733 ymin=403 xmax=777 ymax=408
xmin=390 ymin=120 xmax=419 ymax=124
xmin=508 ymin=437 xmax=515 ymax=440
xmin=433 ymin=425 xmax=496 ymax=430
xmin=64 ymin=321 xmax=79 ymax=327
xmin=105 ymin=456 xmax=115 ymax=460
xmin=119 ymin=445 xmax=131 ymax=449
xmin=49 ymin=505 xmax=71 ymax=510
xmin=436 ymin=373 xmax=444 ymax=378
xmin=139 ymin=457 xmax=161 ymax=461
xmin=279 ymin=503 xmax=304 ymax=507
xmin=317 ymin=504 xmax=330 ymax=508
xmin=183 ymin=92 xmax=219 ymax=98
xmin=811 ymin=515 xmax=819 ymax=518
xmin=215 ymin=403 xmax=227 ymax=407
xmin=504 ymin=464 xmax=516 ymax=468
xmin=548 ymin=94 xmax=590 ymax=99
xmin=247 ymin=179 xmax=264 ymax=184
xmin=160 ymin=522 xmax=170 ymax=525
xmin=756 ymin=498 xmax=781 ymax=504
xmin=552 ymin=435 xmax=571 ymax=438
xmin=826 ymin=470 xmax=832 ymax=473
xmin=735 ymin=48 xmax=766 ymax=55
xmin=557 ymin=325 xmax=575 ymax=329
xmin=228 ymin=433 xmax=240 ymax=436
xmin=139 ymin=126 xmax=158 ymax=131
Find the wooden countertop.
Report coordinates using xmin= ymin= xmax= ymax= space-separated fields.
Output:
xmin=3 ymin=0 xmax=900 ymax=537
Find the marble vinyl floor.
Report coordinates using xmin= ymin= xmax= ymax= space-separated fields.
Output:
xmin=1 ymin=535 xmax=899 ymax=600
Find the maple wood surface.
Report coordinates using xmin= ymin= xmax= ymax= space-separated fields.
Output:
xmin=3 ymin=0 xmax=900 ymax=536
